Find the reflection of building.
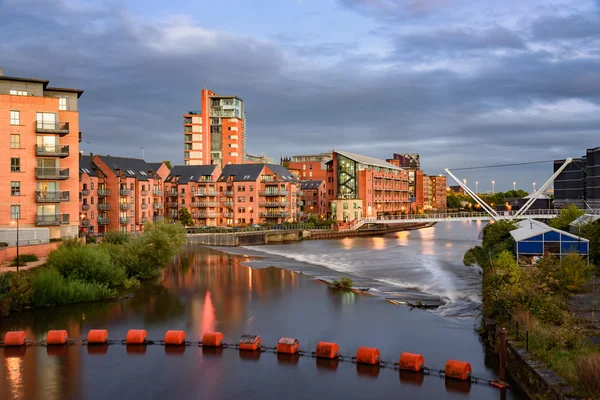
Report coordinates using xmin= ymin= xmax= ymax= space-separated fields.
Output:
xmin=1 ymin=69 xmax=83 ymax=239
xmin=299 ymin=180 xmax=327 ymax=218
xmin=554 ymin=147 xmax=600 ymax=209
xmin=183 ymin=89 xmax=246 ymax=167
xmin=326 ymin=150 xmax=410 ymax=221
xmin=283 ymin=153 xmax=332 ymax=181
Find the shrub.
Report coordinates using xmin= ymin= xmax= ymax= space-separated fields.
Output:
xmin=49 ymin=238 xmax=63 ymax=243
xmin=31 ymin=268 xmax=116 ymax=307
xmin=575 ymin=354 xmax=600 ymax=397
xmin=6 ymin=272 xmax=33 ymax=310
xmin=86 ymin=234 xmax=98 ymax=244
xmin=47 ymin=243 xmax=126 ymax=287
xmin=558 ymin=253 xmax=592 ymax=293
xmin=0 ymin=242 xmax=8 ymax=248
xmin=102 ymin=231 xmax=130 ymax=245
xmin=124 ymin=277 xmax=140 ymax=289
xmin=11 ymin=253 xmax=39 ymax=266
xmin=547 ymin=204 xmax=584 ymax=231
xmin=332 ymin=277 xmax=353 ymax=289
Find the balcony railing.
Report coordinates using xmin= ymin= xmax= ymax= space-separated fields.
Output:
xmin=120 ymin=189 xmax=132 ymax=196
xmin=81 ymin=219 xmax=91 ymax=226
xmin=152 ymin=190 xmax=164 ymax=197
xmin=35 ymin=144 xmax=69 ymax=157
xmin=259 ymin=190 xmax=288 ymax=196
xmin=120 ymin=217 xmax=131 ymax=224
xmin=153 ymin=203 xmax=164 ymax=209
xmin=223 ymin=212 xmax=234 ymax=218
xmin=141 ymin=204 xmax=148 ymax=209
xmin=194 ymin=190 xmax=220 ymax=197
xmin=224 ymin=191 xmax=234 ymax=197
xmin=141 ymin=190 xmax=148 ymax=196
xmin=97 ymin=217 xmax=110 ymax=225
xmin=82 ymin=204 xmax=91 ymax=210
xmin=120 ymin=203 xmax=132 ymax=210
xmin=141 ymin=217 xmax=149 ymax=224
xmin=36 ymin=168 xmax=69 ymax=180
xmin=259 ymin=212 xmax=290 ymax=218
xmin=98 ymin=189 xmax=110 ymax=196
xmin=259 ymin=201 xmax=290 ymax=207
xmin=153 ymin=216 xmax=164 ymax=222
xmin=36 ymin=191 xmax=69 ymax=202
xmin=222 ymin=201 xmax=234 ymax=207
xmin=194 ymin=212 xmax=219 ymax=218
xmin=36 ymin=214 xmax=70 ymax=226
xmin=168 ymin=202 xmax=178 ymax=208
xmin=98 ymin=203 xmax=110 ymax=211
xmin=81 ymin=189 xmax=90 ymax=196
xmin=168 ymin=191 xmax=178 ymax=197
xmin=36 ymin=121 xmax=70 ymax=135
xmin=179 ymin=192 xmax=186 ymax=197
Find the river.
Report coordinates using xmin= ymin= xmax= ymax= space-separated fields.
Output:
xmin=0 ymin=221 xmax=526 ymax=399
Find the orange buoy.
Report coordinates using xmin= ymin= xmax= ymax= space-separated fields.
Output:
xmin=165 ymin=330 xmax=186 ymax=345
xmin=399 ymin=352 xmax=424 ymax=372
xmin=126 ymin=329 xmax=147 ymax=345
xmin=202 ymin=332 xmax=224 ymax=347
xmin=355 ymin=347 xmax=381 ymax=365
xmin=277 ymin=337 xmax=300 ymax=354
xmin=46 ymin=330 xmax=68 ymax=345
xmin=3 ymin=331 xmax=26 ymax=347
xmin=315 ymin=342 xmax=339 ymax=359
xmin=87 ymin=329 xmax=108 ymax=344
xmin=239 ymin=334 xmax=261 ymax=351
xmin=445 ymin=360 xmax=472 ymax=381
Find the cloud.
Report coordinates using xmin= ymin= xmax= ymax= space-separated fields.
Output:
xmin=338 ymin=0 xmax=448 ymax=19
xmin=531 ymin=14 xmax=600 ymax=40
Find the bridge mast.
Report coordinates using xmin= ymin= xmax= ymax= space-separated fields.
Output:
xmin=444 ymin=168 xmax=500 ymax=221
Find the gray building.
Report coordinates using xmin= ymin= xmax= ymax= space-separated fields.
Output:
xmin=554 ymin=147 xmax=600 ymax=209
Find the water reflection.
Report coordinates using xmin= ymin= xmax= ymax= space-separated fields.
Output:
xmin=372 ymin=237 xmax=386 ymax=250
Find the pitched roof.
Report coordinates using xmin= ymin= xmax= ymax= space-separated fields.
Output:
xmin=265 ymin=164 xmax=298 ymax=182
xmin=334 ymin=149 xmax=402 ymax=171
xmin=511 ymin=219 xmax=589 ymax=242
xmin=79 ymin=155 xmax=97 ymax=177
xmin=95 ymin=155 xmax=156 ymax=181
xmin=147 ymin=162 xmax=165 ymax=173
xmin=218 ymin=164 xmax=266 ymax=182
xmin=570 ymin=214 xmax=600 ymax=227
xmin=300 ymin=180 xmax=324 ymax=190
xmin=524 ymin=191 xmax=551 ymax=200
xmin=165 ymin=165 xmax=218 ymax=184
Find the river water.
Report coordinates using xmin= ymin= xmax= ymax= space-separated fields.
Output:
xmin=0 ymin=221 xmax=526 ymax=399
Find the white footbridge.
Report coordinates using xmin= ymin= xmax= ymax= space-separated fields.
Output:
xmin=349 ymin=158 xmax=580 ymax=231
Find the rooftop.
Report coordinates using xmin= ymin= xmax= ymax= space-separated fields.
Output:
xmin=94 ymin=155 xmax=157 ymax=181
xmin=300 ymin=180 xmax=324 ymax=190
xmin=334 ymin=149 xmax=402 ymax=171
xmin=218 ymin=164 xmax=297 ymax=183
xmin=0 ymin=73 xmax=83 ymax=97
xmin=511 ymin=219 xmax=589 ymax=242
xmin=165 ymin=165 xmax=218 ymax=184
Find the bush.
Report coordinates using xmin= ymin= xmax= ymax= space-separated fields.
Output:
xmin=31 ymin=268 xmax=116 ymax=307
xmin=0 ymin=271 xmax=33 ymax=316
xmin=11 ymin=253 xmax=39 ymax=266
xmin=102 ymin=231 xmax=130 ymax=245
xmin=558 ymin=253 xmax=592 ymax=293
xmin=86 ymin=234 xmax=97 ymax=244
xmin=332 ymin=277 xmax=353 ymax=289
xmin=575 ymin=354 xmax=600 ymax=397
xmin=47 ymin=242 xmax=126 ymax=287
xmin=124 ymin=277 xmax=140 ymax=289
xmin=0 ymin=242 xmax=8 ymax=248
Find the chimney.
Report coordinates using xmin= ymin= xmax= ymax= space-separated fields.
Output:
xmin=0 ymin=68 xmax=3 ymax=76
xmin=89 ymin=152 xmax=94 ymax=157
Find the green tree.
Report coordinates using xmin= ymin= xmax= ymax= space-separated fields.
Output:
xmin=162 ymin=160 xmax=172 ymax=169
xmin=547 ymin=204 xmax=584 ymax=231
xmin=178 ymin=207 xmax=194 ymax=227
xmin=447 ymin=193 xmax=462 ymax=209
xmin=580 ymin=223 xmax=600 ymax=265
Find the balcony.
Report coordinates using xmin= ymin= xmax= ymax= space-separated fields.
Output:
xmin=141 ymin=190 xmax=148 ymax=196
xmin=153 ymin=203 xmax=164 ymax=209
xmin=168 ymin=202 xmax=178 ymax=208
xmin=194 ymin=212 xmax=219 ymax=218
xmin=141 ymin=217 xmax=149 ymax=224
xmin=35 ymin=144 xmax=69 ymax=157
xmin=259 ymin=190 xmax=288 ymax=196
xmin=120 ymin=217 xmax=131 ymax=224
xmin=297 ymin=201 xmax=304 ymax=206
xmin=98 ymin=203 xmax=110 ymax=211
xmin=36 ymin=168 xmax=69 ymax=180
xmin=168 ymin=191 xmax=178 ymax=197
xmin=36 ymin=214 xmax=70 ymax=226
xmin=82 ymin=204 xmax=91 ymax=211
xmin=98 ymin=217 xmax=110 ymax=225
xmin=81 ymin=189 xmax=90 ymax=196
xmin=36 ymin=121 xmax=70 ymax=135
xmin=224 ymin=191 xmax=234 ymax=197
xmin=36 ymin=191 xmax=69 ymax=202
xmin=141 ymin=204 xmax=148 ymax=209
xmin=259 ymin=201 xmax=290 ymax=207
xmin=81 ymin=219 xmax=91 ymax=226
xmin=222 ymin=201 xmax=234 ymax=207
xmin=120 ymin=189 xmax=132 ymax=196
xmin=223 ymin=212 xmax=234 ymax=218
xmin=119 ymin=203 xmax=132 ymax=210
xmin=98 ymin=189 xmax=110 ymax=196
xmin=152 ymin=190 xmax=164 ymax=196
xmin=153 ymin=216 xmax=164 ymax=222
xmin=259 ymin=212 xmax=290 ymax=218
xmin=193 ymin=201 xmax=220 ymax=207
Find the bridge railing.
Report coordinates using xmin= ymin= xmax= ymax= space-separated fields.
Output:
xmin=362 ymin=209 xmax=563 ymax=223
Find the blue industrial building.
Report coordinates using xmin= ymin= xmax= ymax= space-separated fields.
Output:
xmin=510 ymin=219 xmax=589 ymax=265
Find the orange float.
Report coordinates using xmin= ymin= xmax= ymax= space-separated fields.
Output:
xmin=277 ymin=337 xmax=300 ymax=354
xmin=202 ymin=332 xmax=224 ymax=347
xmin=126 ymin=329 xmax=147 ymax=345
xmin=164 ymin=330 xmax=186 ymax=345
xmin=239 ymin=335 xmax=261 ymax=351
xmin=87 ymin=330 xmax=109 ymax=344
xmin=315 ymin=342 xmax=339 ymax=359
xmin=445 ymin=360 xmax=472 ymax=381
xmin=46 ymin=330 xmax=68 ymax=345
xmin=355 ymin=347 xmax=381 ymax=365
xmin=3 ymin=331 xmax=26 ymax=346
xmin=399 ymin=352 xmax=424 ymax=372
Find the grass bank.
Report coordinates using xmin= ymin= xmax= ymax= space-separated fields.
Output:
xmin=464 ymin=207 xmax=599 ymax=398
xmin=0 ymin=222 xmax=186 ymax=317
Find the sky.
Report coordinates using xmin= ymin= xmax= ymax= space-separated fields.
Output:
xmin=1 ymin=0 xmax=599 ymax=193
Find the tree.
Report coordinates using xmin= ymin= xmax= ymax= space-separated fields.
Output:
xmin=447 ymin=193 xmax=462 ymax=209
xmin=547 ymin=204 xmax=584 ymax=231
xmin=580 ymin=223 xmax=600 ymax=266
xmin=178 ymin=207 xmax=194 ymax=227
xmin=162 ymin=160 xmax=172 ymax=169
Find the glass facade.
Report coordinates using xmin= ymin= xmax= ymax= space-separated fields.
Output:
xmin=336 ymin=154 xmax=357 ymax=199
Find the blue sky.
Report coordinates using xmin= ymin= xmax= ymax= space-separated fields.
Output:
xmin=2 ymin=0 xmax=600 ymax=192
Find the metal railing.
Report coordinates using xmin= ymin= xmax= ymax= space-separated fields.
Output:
xmin=259 ymin=212 xmax=290 ymax=218
xmin=36 ymin=214 xmax=70 ymax=226
xmin=36 ymin=191 xmax=70 ymax=202
xmin=222 ymin=201 xmax=234 ymax=207
xmin=186 ymin=223 xmax=331 ymax=234
xmin=153 ymin=190 xmax=164 ymax=196
xmin=119 ymin=203 xmax=132 ymax=210
xmin=81 ymin=189 xmax=90 ymax=196
xmin=98 ymin=189 xmax=110 ymax=196
xmin=168 ymin=191 xmax=178 ymax=197
xmin=82 ymin=204 xmax=91 ymax=210
xmin=223 ymin=212 xmax=234 ymax=218
xmin=35 ymin=168 xmax=69 ymax=179
xmin=141 ymin=204 xmax=148 ymax=209
xmin=36 ymin=121 xmax=70 ymax=134
xmin=168 ymin=202 xmax=178 ymax=208
xmin=98 ymin=217 xmax=110 ymax=225
xmin=194 ymin=212 xmax=219 ymax=218
xmin=120 ymin=189 xmax=132 ymax=196
xmin=141 ymin=190 xmax=148 ymax=196
xmin=224 ymin=191 xmax=234 ymax=197
xmin=153 ymin=216 xmax=164 ymax=222
xmin=153 ymin=203 xmax=164 ymax=209
xmin=120 ymin=217 xmax=131 ymax=224
xmin=35 ymin=144 xmax=69 ymax=157
xmin=259 ymin=190 xmax=289 ymax=196
xmin=98 ymin=203 xmax=110 ymax=211
xmin=498 ymin=302 xmax=529 ymax=351
xmin=259 ymin=201 xmax=290 ymax=207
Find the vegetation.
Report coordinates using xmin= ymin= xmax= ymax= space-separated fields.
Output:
xmin=464 ymin=209 xmax=599 ymax=396
xmin=11 ymin=253 xmax=39 ymax=266
xmin=447 ymin=189 xmax=529 ymax=210
xmin=0 ymin=222 xmax=186 ymax=317
xmin=547 ymin=204 xmax=584 ymax=231
xmin=162 ymin=160 xmax=172 ymax=169
xmin=332 ymin=277 xmax=353 ymax=289
xmin=178 ymin=206 xmax=194 ymax=227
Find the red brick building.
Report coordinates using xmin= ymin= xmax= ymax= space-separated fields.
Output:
xmin=299 ymin=180 xmax=327 ymax=219
xmin=284 ymin=153 xmax=331 ymax=181
xmin=1 ymin=69 xmax=82 ymax=239
xmin=423 ymin=175 xmax=447 ymax=211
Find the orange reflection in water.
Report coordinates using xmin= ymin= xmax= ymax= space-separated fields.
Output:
xmin=372 ymin=237 xmax=386 ymax=250
xmin=5 ymin=356 xmax=23 ymax=400
xmin=341 ymin=237 xmax=354 ymax=250
xmin=202 ymin=292 xmax=216 ymax=333
xmin=395 ymin=231 xmax=410 ymax=246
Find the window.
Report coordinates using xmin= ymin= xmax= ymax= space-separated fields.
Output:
xmin=238 ymin=196 xmax=246 ymax=202
xmin=343 ymin=203 xmax=349 ymax=209
xmin=11 ymin=205 xmax=20 ymax=220
xmin=91 ymin=197 xmax=94 ymax=204
xmin=59 ymin=98 xmax=67 ymax=111
xmin=249 ymin=185 xmax=254 ymax=192
xmin=91 ymin=182 xmax=94 ymax=190
xmin=11 ymin=182 xmax=20 ymax=196
xmin=10 ymin=90 xmax=27 ymax=96
xmin=10 ymin=158 xmax=20 ymax=172
xmin=10 ymin=111 xmax=20 ymax=125
xmin=91 ymin=211 xmax=94 ymax=219
xmin=10 ymin=134 xmax=20 ymax=149
xmin=36 ymin=112 xmax=56 ymax=129
xmin=249 ymin=196 xmax=254 ymax=202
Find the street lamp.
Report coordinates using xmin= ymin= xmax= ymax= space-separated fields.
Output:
xmin=533 ymin=182 xmax=536 ymax=192
xmin=11 ymin=217 xmax=19 ymax=272
xmin=513 ymin=181 xmax=516 ymax=191
xmin=492 ymin=180 xmax=495 ymax=195
xmin=475 ymin=181 xmax=478 ymax=194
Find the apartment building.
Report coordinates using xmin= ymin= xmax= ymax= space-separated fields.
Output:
xmin=554 ymin=147 xmax=600 ymax=209
xmin=422 ymin=175 xmax=447 ymax=210
xmin=326 ymin=150 xmax=410 ymax=221
xmin=216 ymin=164 xmax=299 ymax=226
xmin=79 ymin=155 xmax=169 ymax=234
xmin=164 ymin=165 xmax=222 ymax=227
xmin=246 ymin=154 xmax=274 ymax=164
xmin=0 ymin=69 xmax=83 ymax=239
xmin=299 ymin=180 xmax=327 ymax=218
xmin=387 ymin=153 xmax=420 ymax=169
xmin=282 ymin=153 xmax=331 ymax=181
xmin=183 ymin=89 xmax=246 ymax=167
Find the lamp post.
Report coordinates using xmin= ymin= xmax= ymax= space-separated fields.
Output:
xmin=492 ymin=180 xmax=495 ymax=195
xmin=475 ymin=181 xmax=478 ymax=194
xmin=513 ymin=181 xmax=516 ymax=191
xmin=11 ymin=217 xmax=19 ymax=272
xmin=533 ymin=182 xmax=536 ymax=192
